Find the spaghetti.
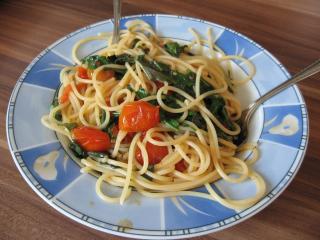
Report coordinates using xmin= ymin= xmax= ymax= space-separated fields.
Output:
xmin=41 ymin=20 xmax=265 ymax=210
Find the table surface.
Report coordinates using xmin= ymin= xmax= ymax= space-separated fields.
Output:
xmin=0 ymin=0 xmax=319 ymax=239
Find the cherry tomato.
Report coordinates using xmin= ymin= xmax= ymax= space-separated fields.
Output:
xmin=175 ymin=160 xmax=187 ymax=172
xmin=78 ymin=66 xmax=89 ymax=79
xmin=97 ymin=70 xmax=115 ymax=81
xmin=59 ymin=83 xmax=87 ymax=104
xmin=119 ymin=101 xmax=160 ymax=132
xmin=110 ymin=125 xmax=119 ymax=139
xmin=109 ymin=125 xmax=135 ymax=144
xmin=72 ymin=126 xmax=111 ymax=152
xmin=105 ymin=98 xmax=111 ymax=106
xmin=135 ymin=137 xmax=168 ymax=165
xmin=155 ymin=80 xmax=164 ymax=89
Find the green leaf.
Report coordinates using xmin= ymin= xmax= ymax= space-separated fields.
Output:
xmin=114 ymin=54 xmax=135 ymax=65
xmin=187 ymin=111 xmax=206 ymax=130
xmin=135 ymin=88 xmax=149 ymax=99
xmin=50 ymin=98 xmax=62 ymax=121
xmin=164 ymin=42 xmax=186 ymax=57
xmin=88 ymin=151 xmax=109 ymax=159
xmin=62 ymin=122 xmax=77 ymax=131
xmin=162 ymin=119 xmax=180 ymax=130
xmin=206 ymin=95 xmax=234 ymax=130
xmin=81 ymin=55 xmax=112 ymax=70
xmin=127 ymin=85 xmax=158 ymax=105
xmin=142 ymin=165 xmax=155 ymax=181
xmin=69 ymin=141 xmax=87 ymax=158
xmin=100 ymin=110 xmax=106 ymax=124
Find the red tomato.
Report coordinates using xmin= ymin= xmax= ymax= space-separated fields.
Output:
xmin=119 ymin=101 xmax=160 ymax=132
xmin=78 ymin=66 xmax=89 ymax=79
xmin=109 ymin=124 xmax=135 ymax=144
xmin=72 ymin=126 xmax=111 ymax=152
xmin=97 ymin=70 xmax=115 ymax=81
xmin=155 ymin=80 xmax=172 ymax=94
xmin=59 ymin=83 xmax=87 ymax=104
xmin=110 ymin=125 xmax=119 ymax=139
xmin=123 ymin=132 xmax=135 ymax=143
xmin=155 ymin=80 xmax=164 ymax=89
xmin=135 ymin=137 xmax=168 ymax=165
xmin=175 ymin=160 xmax=187 ymax=172
xmin=105 ymin=98 xmax=111 ymax=106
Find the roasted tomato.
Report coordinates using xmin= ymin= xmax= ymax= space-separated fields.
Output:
xmin=59 ymin=83 xmax=87 ymax=104
xmin=175 ymin=160 xmax=187 ymax=172
xmin=72 ymin=126 xmax=111 ymax=152
xmin=135 ymin=137 xmax=168 ymax=165
xmin=119 ymin=101 xmax=160 ymax=132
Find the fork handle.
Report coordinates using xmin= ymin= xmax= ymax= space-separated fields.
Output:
xmin=254 ymin=58 xmax=320 ymax=107
xmin=112 ymin=0 xmax=121 ymax=44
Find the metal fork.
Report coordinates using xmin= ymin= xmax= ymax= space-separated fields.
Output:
xmin=240 ymin=59 xmax=320 ymax=142
xmin=112 ymin=0 xmax=121 ymax=44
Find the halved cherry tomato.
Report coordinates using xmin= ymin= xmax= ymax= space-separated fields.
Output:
xmin=97 ymin=70 xmax=115 ymax=81
xmin=175 ymin=160 xmax=187 ymax=172
xmin=78 ymin=66 xmax=89 ymax=79
xmin=105 ymin=97 xmax=111 ymax=106
xmin=119 ymin=101 xmax=160 ymax=132
xmin=72 ymin=126 xmax=111 ymax=152
xmin=155 ymin=80 xmax=164 ymax=89
xmin=110 ymin=125 xmax=119 ymax=138
xmin=123 ymin=132 xmax=135 ymax=143
xmin=109 ymin=124 xmax=135 ymax=143
xmin=135 ymin=137 xmax=168 ymax=165
xmin=59 ymin=83 xmax=87 ymax=104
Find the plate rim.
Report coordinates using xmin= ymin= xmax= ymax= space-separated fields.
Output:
xmin=6 ymin=13 xmax=309 ymax=239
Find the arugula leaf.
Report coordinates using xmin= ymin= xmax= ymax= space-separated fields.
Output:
xmin=187 ymin=111 xmax=206 ymax=130
xmin=81 ymin=54 xmax=135 ymax=74
xmin=142 ymin=165 xmax=155 ymax=181
xmin=62 ymin=122 xmax=77 ymax=131
xmin=69 ymin=141 xmax=87 ymax=158
xmin=88 ymin=151 xmax=109 ymax=159
xmin=138 ymin=56 xmax=212 ymax=98
xmin=51 ymin=98 xmax=62 ymax=121
xmin=162 ymin=119 xmax=180 ymax=130
xmin=127 ymin=85 xmax=158 ymax=105
xmin=206 ymin=95 xmax=234 ymax=130
xmin=100 ymin=110 xmax=106 ymax=124
xmin=114 ymin=54 xmax=135 ymax=65
xmin=164 ymin=42 xmax=186 ymax=57
xmin=151 ymin=60 xmax=171 ymax=73
xmin=159 ymin=94 xmax=182 ymax=120
xmin=135 ymin=88 xmax=149 ymax=99
xmin=81 ymin=55 xmax=112 ymax=70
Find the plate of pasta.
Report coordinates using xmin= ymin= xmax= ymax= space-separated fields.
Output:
xmin=7 ymin=14 xmax=308 ymax=239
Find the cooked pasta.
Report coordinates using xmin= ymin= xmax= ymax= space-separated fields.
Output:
xmin=41 ymin=20 xmax=265 ymax=210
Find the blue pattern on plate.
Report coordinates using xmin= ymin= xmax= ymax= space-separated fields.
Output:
xmin=23 ymin=51 xmax=70 ymax=89
xmin=215 ymin=30 xmax=261 ymax=59
xmin=56 ymin=173 xmax=162 ymax=230
xmin=13 ymin=84 xmax=56 ymax=150
xmin=20 ymin=142 xmax=81 ymax=195
xmin=156 ymin=15 xmax=224 ymax=42
xmin=164 ymin=193 xmax=235 ymax=229
xmin=216 ymin=140 xmax=299 ymax=200
xmin=261 ymin=105 xmax=303 ymax=148
xmin=120 ymin=15 xmax=156 ymax=30
xmin=52 ymin=21 xmax=113 ymax=62
xmin=249 ymin=52 xmax=299 ymax=105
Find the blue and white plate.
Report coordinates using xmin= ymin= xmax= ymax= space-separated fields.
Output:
xmin=6 ymin=14 xmax=308 ymax=239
